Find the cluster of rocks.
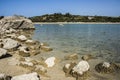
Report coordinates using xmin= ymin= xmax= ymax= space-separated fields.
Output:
xmin=63 ymin=54 xmax=120 ymax=80
xmin=0 ymin=16 xmax=54 ymax=80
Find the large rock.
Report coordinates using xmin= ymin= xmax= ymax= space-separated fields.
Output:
xmin=0 ymin=48 xmax=7 ymax=58
xmin=45 ymin=57 xmax=56 ymax=68
xmin=11 ymin=72 xmax=40 ymax=80
xmin=71 ymin=60 xmax=90 ymax=76
xmin=3 ymin=38 xmax=20 ymax=50
xmin=95 ymin=62 xmax=119 ymax=73
xmin=0 ymin=73 xmax=11 ymax=80
xmin=0 ymin=16 xmax=35 ymax=30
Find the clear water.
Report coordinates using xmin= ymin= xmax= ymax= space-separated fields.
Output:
xmin=32 ymin=24 xmax=120 ymax=62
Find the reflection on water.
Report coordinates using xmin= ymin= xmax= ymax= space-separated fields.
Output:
xmin=32 ymin=24 xmax=120 ymax=62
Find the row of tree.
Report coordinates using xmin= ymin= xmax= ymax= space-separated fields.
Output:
xmin=29 ymin=13 xmax=120 ymax=22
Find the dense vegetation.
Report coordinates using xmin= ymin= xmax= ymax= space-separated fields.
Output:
xmin=29 ymin=13 xmax=120 ymax=22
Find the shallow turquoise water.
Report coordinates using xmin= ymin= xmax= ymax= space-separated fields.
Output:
xmin=32 ymin=24 xmax=120 ymax=62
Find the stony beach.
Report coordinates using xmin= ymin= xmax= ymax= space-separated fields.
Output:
xmin=0 ymin=16 xmax=120 ymax=80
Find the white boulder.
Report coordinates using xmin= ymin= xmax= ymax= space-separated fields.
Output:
xmin=45 ymin=57 xmax=56 ymax=67
xmin=11 ymin=72 xmax=40 ymax=80
xmin=72 ymin=60 xmax=90 ymax=75
xmin=0 ymin=48 xmax=7 ymax=58
xmin=3 ymin=38 xmax=19 ymax=50
xmin=17 ymin=35 xmax=27 ymax=41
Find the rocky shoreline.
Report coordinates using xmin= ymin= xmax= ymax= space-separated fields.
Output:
xmin=0 ymin=16 xmax=120 ymax=80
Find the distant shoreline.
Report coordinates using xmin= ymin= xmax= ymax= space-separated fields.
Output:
xmin=34 ymin=22 xmax=120 ymax=24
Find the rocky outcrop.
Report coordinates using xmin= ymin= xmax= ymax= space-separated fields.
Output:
xmin=0 ymin=73 xmax=11 ymax=80
xmin=11 ymin=72 xmax=40 ymax=80
xmin=0 ymin=48 xmax=7 ymax=58
xmin=2 ymin=38 xmax=20 ymax=50
xmin=0 ymin=16 xmax=35 ymax=30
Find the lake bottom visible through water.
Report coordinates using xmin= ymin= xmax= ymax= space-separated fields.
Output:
xmin=32 ymin=24 xmax=120 ymax=62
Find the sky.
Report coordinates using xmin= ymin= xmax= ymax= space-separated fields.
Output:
xmin=0 ymin=0 xmax=120 ymax=17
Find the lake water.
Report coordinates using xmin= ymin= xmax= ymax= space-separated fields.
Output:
xmin=32 ymin=24 xmax=120 ymax=62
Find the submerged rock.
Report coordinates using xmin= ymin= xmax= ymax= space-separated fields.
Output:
xmin=11 ymin=72 xmax=40 ymax=80
xmin=81 ymin=54 xmax=94 ymax=61
xmin=95 ymin=62 xmax=119 ymax=73
xmin=0 ymin=73 xmax=11 ymax=80
xmin=45 ymin=57 xmax=56 ymax=68
xmin=41 ymin=46 xmax=53 ymax=52
xmin=40 ymin=42 xmax=49 ymax=46
xmin=3 ymin=38 xmax=20 ymax=50
xmin=0 ymin=48 xmax=7 ymax=58
xmin=64 ymin=53 xmax=78 ymax=60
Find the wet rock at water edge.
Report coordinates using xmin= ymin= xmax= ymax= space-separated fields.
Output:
xmin=11 ymin=72 xmax=40 ymax=80
xmin=81 ymin=54 xmax=95 ymax=61
xmin=41 ymin=46 xmax=53 ymax=52
xmin=63 ymin=62 xmax=77 ymax=77
xmin=0 ymin=73 xmax=11 ymax=80
xmin=40 ymin=42 xmax=49 ymax=46
xmin=30 ymin=50 xmax=41 ymax=56
xmin=64 ymin=53 xmax=78 ymax=60
xmin=95 ymin=62 xmax=120 ymax=74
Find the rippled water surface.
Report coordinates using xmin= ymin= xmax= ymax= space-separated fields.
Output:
xmin=32 ymin=24 xmax=120 ymax=62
